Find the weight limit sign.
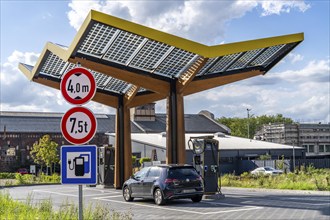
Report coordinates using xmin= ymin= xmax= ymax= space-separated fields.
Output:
xmin=60 ymin=67 xmax=96 ymax=105
xmin=61 ymin=106 xmax=97 ymax=145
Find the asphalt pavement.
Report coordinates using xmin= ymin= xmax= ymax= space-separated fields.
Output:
xmin=1 ymin=185 xmax=329 ymax=220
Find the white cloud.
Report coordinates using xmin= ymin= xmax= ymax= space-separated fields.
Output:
xmin=183 ymin=57 xmax=329 ymax=123
xmin=66 ymin=0 xmax=310 ymax=44
xmin=288 ymin=53 xmax=304 ymax=64
xmin=269 ymin=59 xmax=330 ymax=83
xmin=260 ymin=0 xmax=310 ymax=16
xmin=0 ymin=50 xmax=116 ymax=114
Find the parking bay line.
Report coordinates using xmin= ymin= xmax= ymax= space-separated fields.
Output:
xmin=241 ymin=199 xmax=329 ymax=206
xmin=93 ymin=198 xmax=262 ymax=215
xmin=33 ymin=189 xmax=78 ymax=197
xmin=33 ymin=189 xmax=116 ymax=198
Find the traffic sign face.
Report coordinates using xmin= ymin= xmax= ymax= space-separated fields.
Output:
xmin=61 ymin=106 xmax=97 ymax=145
xmin=60 ymin=67 xmax=96 ymax=105
xmin=61 ymin=145 xmax=97 ymax=184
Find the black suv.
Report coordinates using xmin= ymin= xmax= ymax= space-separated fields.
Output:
xmin=122 ymin=164 xmax=204 ymax=205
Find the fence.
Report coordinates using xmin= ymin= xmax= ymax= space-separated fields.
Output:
xmin=253 ymin=158 xmax=330 ymax=172
xmin=221 ymin=158 xmax=330 ymax=175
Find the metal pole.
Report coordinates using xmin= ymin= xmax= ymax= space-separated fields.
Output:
xmin=247 ymin=108 xmax=251 ymax=139
xmin=292 ymin=141 xmax=295 ymax=171
xmin=78 ymin=185 xmax=83 ymax=220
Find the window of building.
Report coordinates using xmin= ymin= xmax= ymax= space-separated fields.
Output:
xmin=308 ymin=145 xmax=314 ymax=153
xmin=319 ymin=145 xmax=325 ymax=153
xmin=326 ymin=145 xmax=330 ymax=153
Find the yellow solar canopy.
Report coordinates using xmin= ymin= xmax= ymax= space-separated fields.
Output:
xmin=19 ymin=10 xmax=303 ymax=107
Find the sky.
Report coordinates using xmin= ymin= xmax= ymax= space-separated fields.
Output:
xmin=0 ymin=0 xmax=329 ymax=123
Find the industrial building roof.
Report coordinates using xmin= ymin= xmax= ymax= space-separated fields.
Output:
xmin=109 ymin=132 xmax=303 ymax=151
xmin=0 ymin=111 xmax=228 ymax=134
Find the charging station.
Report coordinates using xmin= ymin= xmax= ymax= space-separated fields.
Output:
xmin=98 ymin=145 xmax=115 ymax=187
xmin=188 ymin=136 xmax=222 ymax=196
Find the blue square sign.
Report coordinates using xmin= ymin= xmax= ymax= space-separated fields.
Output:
xmin=61 ymin=145 xmax=97 ymax=184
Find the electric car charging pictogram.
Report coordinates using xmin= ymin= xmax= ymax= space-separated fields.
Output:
xmin=61 ymin=145 xmax=97 ymax=184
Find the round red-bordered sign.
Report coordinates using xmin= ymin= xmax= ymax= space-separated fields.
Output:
xmin=60 ymin=67 xmax=96 ymax=105
xmin=61 ymin=106 xmax=97 ymax=145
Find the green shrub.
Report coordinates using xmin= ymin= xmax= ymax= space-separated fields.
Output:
xmin=132 ymin=156 xmax=137 ymax=164
xmin=39 ymin=173 xmax=60 ymax=183
xmin=220 ymin=168 xmax=330 ymax=191
xmin=139 ymin=157 xmax=151 ymax=166
xmin=0 ymin=173 xmax=16 ymax=179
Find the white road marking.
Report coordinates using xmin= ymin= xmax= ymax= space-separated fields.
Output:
xmin=33 ymin=189 xmax=117 ymax=198
xmin=33 ymin=189 xmax=77 ymax=197
xmin=201 ymin=200 xmax=256 ymax=207
xmin=83 ymin=188 xmax=120 ymax=194
xmin=287 ymin=197 xmax=330 ymax=202
xmin=93 ymin=195 xmax=123 ymax=199
xmin=241 ymin=200 xmax=329 ymax=206
xmin=93 ymin=198 xmax=263 ymax=215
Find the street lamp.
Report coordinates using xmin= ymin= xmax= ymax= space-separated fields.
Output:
xmin=247 ymin=108 xmax=251 ymax=139
xmin=292 ymin=140 xmax=296 ymax=171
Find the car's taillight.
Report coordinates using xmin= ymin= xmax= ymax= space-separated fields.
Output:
xmin=165 ymin=178 xmax=178 ymax=184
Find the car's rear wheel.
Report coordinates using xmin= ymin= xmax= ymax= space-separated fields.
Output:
xmin=123 ymin=186 xmax=134 ymax=202
xmin=191 ymin=195 xmax=203 ymax=203
xmin=154 ymin=188 xmax=166 ymax=205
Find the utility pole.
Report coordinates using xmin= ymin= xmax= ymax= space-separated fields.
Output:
xmin=292 ymin=140 xmax=296 ymax=172
xmin=247 ymin=108 xmax=251 ymax=139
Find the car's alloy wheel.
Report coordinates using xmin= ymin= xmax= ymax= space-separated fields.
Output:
xmin=191 ymin=195 xmax=203 ymax=203
xmin=123 ymin=186 xmax=133 ymax=202
xmin=154 ymin=188 xmax=165 ymax=205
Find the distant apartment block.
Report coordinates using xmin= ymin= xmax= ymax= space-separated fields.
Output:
xmin=255 ymin=123 xmax=330 ymax=158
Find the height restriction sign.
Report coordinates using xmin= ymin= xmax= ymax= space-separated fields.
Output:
xmin=60 ymin=67 xmax=96 ymax=105
xmin=61 ymin=106 xmax=97 ymax=145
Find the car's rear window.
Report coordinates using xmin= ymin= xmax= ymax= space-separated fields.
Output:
xmin=168 ymin=167 xmax=199 ymax=179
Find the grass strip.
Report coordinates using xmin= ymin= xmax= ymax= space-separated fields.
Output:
xmin=0 ymin=191 xmax=132 ymax=220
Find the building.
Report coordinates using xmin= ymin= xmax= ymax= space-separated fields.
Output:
xmin=1 ymin=105 xmax=307 ymax=174
xmin=0 ymin=111 xmax=113 ymax=172
xmin=255 ymin=123 xmax=330 ymax=158
xmin=107 ymin=132 xmax=305 ymax=174
xmin=0 ymin=106 xmax=229 ymax=172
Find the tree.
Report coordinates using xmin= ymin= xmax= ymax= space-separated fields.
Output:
xmin=217 ymin=114 xmax=294 ymax=138
xmin=30 ymin=135 xmax=59 ymax=175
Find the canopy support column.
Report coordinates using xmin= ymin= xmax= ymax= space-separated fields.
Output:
xmin=114 ymin=96 xmax=132 ymax=189
xmin=166 ymin=80 xmax=186 ymax=164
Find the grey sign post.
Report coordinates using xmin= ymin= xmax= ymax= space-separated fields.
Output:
xmin=60 ymin=145 xmax=97 ymax=220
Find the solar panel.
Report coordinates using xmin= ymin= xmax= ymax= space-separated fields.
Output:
xmin=248 ymin=44 xmax=285 ymax=67
xmin=78 ymin=22 xmax=118 ymax=57
xmin=37 ymin=51 xmax=143 ymax=95
xmin=104 ymin=77 xmax=131 ymax=94
xmin=206 ymin=53 xmax=242 ymax=74
xmin=154 ymin=48 xmax=196 ymax=77
xmin=129 ymin=40 xmax=172 ymax=72
xmin=227 ymin=48 xmax=264 ymax=71
xmin=40 ymin=52 xmax=66 ymax=78
xmin=261 ymin=43 xmax=297 ymax=67
xmin=196 ymin=58 xmax=219 ymax=76
xmin=103 ymin=31 xmax=145 ymax=64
